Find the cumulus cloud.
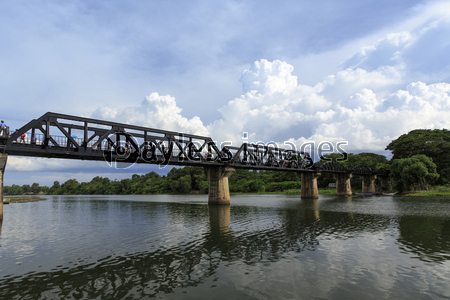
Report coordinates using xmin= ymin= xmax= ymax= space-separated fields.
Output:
xmin=206 ymin=50 xmax=450 ymax=153
xmin=92 ymin=92 xmax=209 ymax=136
xmin=90 ymin=49 xmax=450 ymax=157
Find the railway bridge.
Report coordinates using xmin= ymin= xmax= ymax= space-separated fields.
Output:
xmin=0 ymin=112 xmax=389 ymax=219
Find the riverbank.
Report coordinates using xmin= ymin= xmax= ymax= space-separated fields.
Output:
xmin=404 ymin=186 xmax=450 ymax=197
xmin=231 ymin=189 xmax=337 ymax=195
xmin=3 ymin=196 xmax=47 ymax=204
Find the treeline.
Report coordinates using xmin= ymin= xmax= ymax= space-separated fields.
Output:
xmin=4 ymin=167 xmax=301 ymax=195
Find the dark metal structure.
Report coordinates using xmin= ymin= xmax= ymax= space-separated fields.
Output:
xmin=314 ymin=161 xmax=390 ymax=176
xmin=1 ymin=112 xmax=315 ymax=172
xmin=0 ymin=112 xmax=389 ymax=177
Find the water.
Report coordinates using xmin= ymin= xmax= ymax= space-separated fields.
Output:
xmin=1 ymin=194 xmax=450 ymax=299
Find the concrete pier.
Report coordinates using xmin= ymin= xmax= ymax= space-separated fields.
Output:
xmin=204 ymin=166 xmax=235 ymax=205
xmin=0 ymin=153 xmax=7 ymax=220
xmin=299 ymin=171 xmax=321 ymax=199
xmin=361 ymin=174 xmax=377 ymax=193
xmin=379 ymin=176 xmax=392 ymax=192
xmin=335 ymin=173 xmax=352 ymax=196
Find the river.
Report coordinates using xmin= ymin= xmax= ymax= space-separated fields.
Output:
xmin=1 ymin=194 xmax=450 ymax=299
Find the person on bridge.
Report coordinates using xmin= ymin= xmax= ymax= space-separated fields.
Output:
xmin=0 ymin=120 xmax=6 ymax=137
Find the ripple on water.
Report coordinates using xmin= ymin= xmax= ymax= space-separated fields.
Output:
xmin=1 ymin=195 xmax=450 ymax=299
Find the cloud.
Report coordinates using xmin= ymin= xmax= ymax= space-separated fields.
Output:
xmin=207 ymin=53 xmax=450 ymax=153
xmin=89 ymin=44 xmax=450 ymax=156
xmin=92 ymin=92 xmax=209 ymax=136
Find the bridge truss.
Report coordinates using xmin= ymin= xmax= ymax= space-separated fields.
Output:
xmin=1 ymin=112 xmax=389 ymax=177
xmin=2 ymin=112 xmax=316 ymax=172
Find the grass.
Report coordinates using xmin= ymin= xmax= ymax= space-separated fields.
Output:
xmin=318 ymin=189 xmax=337 ymax=195
xmin=284 ymin=189 xmax=301 ymax=195
xmin=405 ymin=185 xmax=450 ymax=197
xmin=4 ymin=196 xmax=47 ymax=203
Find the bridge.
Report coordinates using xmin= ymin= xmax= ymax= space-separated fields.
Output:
xmin=0 ymin=112 xmax=389 ymax=218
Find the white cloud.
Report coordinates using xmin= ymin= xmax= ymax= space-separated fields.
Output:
xmin=86 ymin=49 xmax=450 ymax=157
xmin=92 ymin=92 xmax=209 ymax=136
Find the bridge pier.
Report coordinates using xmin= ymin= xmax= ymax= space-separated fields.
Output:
xmin=335 ymin=172 xmax=352 ymax=196
xmin=204 ymin=166 xmax=235 ymax=205
xmin=361 ymin=174 xmax=377 ymax=193
xmin=379 ymin=176 xmax=392 ymax=192
xmin=298 ymin=171 xmax=321 ymax=199
xmin=0 ymin=153 xmax=7 ymax=220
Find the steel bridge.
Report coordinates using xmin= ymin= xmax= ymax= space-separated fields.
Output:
xmin=0 ymin=112 xmax=390 ymax=215
xmin=0 ymin=112 xmax=388 ymax=175
xmin=0 ymin=112 xmax=317 ymax=172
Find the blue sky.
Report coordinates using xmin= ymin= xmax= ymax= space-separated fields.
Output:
xmin=1 ymin=0 xmax=450 ymax=186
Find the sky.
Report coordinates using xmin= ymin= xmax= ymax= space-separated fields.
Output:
xmin=1 ymin=0 xmax=450 ymax=186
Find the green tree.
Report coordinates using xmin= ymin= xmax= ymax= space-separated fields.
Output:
xmin=22 ymin=184 xmax=31 ymax=194
xmin=31 ymin=182 xmax=40 ymax=194
xmin=49 ymin=181 xmax=62 ymax=194
xmin=386 ymin=129 xmax=450 ymax=183
xmin=243 ymin=179 xmax=264 ymax=193
xmin=142 ymin=172 xmax=164 ymax=194
xmin=390 ymin=154 xmax=439 ymax=192
xmin=322 ymin=152 xmax=389 ymax=169
xmin=61 ymin=179 xmax=80 ymax=194
xmin=4 ymin=184 xmax=23 ymax=195
xmin=170 ymin=174 xmax=192 ymax=194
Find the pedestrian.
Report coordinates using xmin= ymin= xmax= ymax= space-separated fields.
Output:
xmin=0 ymin=120 xmax=6 ymax=137
xmin=31 ymin=134 xmax=37 ymax=145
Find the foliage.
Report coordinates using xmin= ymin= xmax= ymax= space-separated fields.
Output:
xmin=405 ymin=185 xmax=450 ymax=196
xmin=4 ymin=167 xmax=304 ymax=195
xmin=321 ymin=152 xmax=389 ymax=169
xmin=390 ymin=154 xmax=439 ymax=192
xmin=386 ymin=129 xmax=450 ymax=183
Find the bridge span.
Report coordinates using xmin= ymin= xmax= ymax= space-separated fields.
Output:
xmin=0 ymin=112 xmax=389 ymax=219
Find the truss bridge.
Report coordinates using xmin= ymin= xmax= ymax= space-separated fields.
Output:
xmin=0 ymin=112 xmax=389 ymax=218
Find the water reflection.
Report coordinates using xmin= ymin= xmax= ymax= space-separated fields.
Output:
xmin=0 ymin=195 xmax=450 ymax=299
xmin=208 ymin=205 xmax=231 ymax=239
xmin=397 ymin=215 xmax=450 ymax=262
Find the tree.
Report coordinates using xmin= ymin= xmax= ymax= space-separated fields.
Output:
xmin=386 ymin=129 xmax=450 ymax=183
xmin=61 ymin=179 xmax=80 ymax=195
xmin=4 ymin=184 xmax=23 ymax=195
xmin=170 ymin=175 xmax=191 ymax=194
xmin=49 ymin=181 xmax=61 ymax=195
xmin=390 ymin=155 xmax=439 ymax=192
xmin=322 ymin=152 xmax=389 ymax=169
xmin=22 ymin=184 xmax=31 ymax=194
xmin=31 ymin=182 xmax=40 ymax=194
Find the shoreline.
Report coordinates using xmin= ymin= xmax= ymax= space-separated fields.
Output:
xmin=4 ymin=196 xmax=47 ymax=204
